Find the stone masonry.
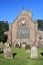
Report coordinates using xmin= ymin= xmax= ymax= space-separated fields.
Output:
xmin=7 ymin=9 xmax=38 ymax=47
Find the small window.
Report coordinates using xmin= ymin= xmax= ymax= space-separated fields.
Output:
xmin=39 ymin=36 xmax=42 ymax=40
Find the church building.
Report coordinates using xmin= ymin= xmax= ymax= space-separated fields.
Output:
xmin=7 ymin=9 xmax=43 ymax=47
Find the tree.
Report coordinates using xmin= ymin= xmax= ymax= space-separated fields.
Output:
xmin=0 ymin=21 xmax=9 ymax=42
xmin=37 ymin=19 xmax=43 ymax=31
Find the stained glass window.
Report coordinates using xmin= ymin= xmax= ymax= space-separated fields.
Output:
xmin=17 ymin=21 xmax=29 ymax=39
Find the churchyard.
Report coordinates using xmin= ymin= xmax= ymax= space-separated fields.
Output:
xmin=0 ymin=46 xmax=43 ymax=65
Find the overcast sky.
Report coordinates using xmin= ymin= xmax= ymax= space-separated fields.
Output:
xmin=0 ymin=0 xmax=43 ymax=23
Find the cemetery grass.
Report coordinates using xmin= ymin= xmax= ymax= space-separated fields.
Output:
xmin=0 ymin=47 xmax=43 ymax=65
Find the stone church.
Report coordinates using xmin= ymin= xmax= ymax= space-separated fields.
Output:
xmin=7 ymin=9 xmax=43 ymax=47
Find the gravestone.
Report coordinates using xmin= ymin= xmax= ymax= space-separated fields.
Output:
xmin=3 ymin=42 xmax=13 ymax=59
xmin=16 ymin=42 xmax=21 ymax=48
xmin=22 ymin=42 xmax=26 ymax=48
xmin=30 ymin=46 xmax=38 ymax=59
xmin=26 ymin=44 xmax=30 ymax=52
xmin=18 ymin=42 xmax=20 ymax=47
xmin=0 ymin=42 xmax=3 ymax=51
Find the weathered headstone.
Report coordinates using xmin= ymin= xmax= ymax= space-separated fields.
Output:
xmin=3 ymin=42 xmax=13 ymax=59
xmin=22 ymin=42 xmax=26 ymax=48
xmin=0 ymin=42 xmax=3 ymax=51
xmin=18 ymin=42 xmax=20 ymax=47
xmin=16 ymin=42 xmax=21 ymax=48
xmin=26 ymin=44 xmax=30 ymax=52
xmin=30 ymin=46 xmax=38 ymax=59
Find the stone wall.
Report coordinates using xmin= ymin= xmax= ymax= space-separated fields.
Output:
xmin=7 ymin=10 xmax=38 ymax=47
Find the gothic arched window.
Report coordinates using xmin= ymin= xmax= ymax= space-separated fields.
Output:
xmin=17 ymin=20 xmax=29 ymax=39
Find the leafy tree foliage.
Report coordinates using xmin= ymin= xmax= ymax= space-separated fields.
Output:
xmin=37 ymin=19 xmax=43 ymax=31
xmin=0 ymin=21 xmax=9 ymax=42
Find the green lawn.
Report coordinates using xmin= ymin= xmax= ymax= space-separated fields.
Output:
xmin=0 ymin=47 xmax=43 ymax=65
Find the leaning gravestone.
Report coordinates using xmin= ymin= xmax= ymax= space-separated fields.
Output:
xmin=3 ymin=42 xmax=13 ymax=59
xmin=30 ymin=46 xmax=38 ymax=59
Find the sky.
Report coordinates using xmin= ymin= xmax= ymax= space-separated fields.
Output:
xmin=0 ymin=0 xmax=43 ymax=23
